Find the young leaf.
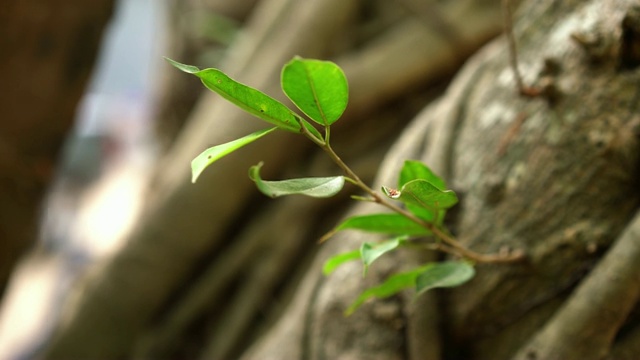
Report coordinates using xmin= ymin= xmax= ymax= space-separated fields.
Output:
xmin=191 ymin=127 xmax=277 ymax=183
xmin=360 ymin=236 xmax=407 ymax=276
xmin=383 ymin=180 xmax=458 ymax=211
xmin=399 ymin=160 xmax=446 ymax=190
xmin=402 ymin=180 xmax=458 ymax=209
xmin=345 ymin=265 xmax=432 ymax=315
xmin=319 ymin=213 xmax=430 ymax=242
xmin=281 ymin=57 xmax=348 ymax=126
xmin=397 ymin=161 xmax=450 ymax=221
xmin=165 ymin=57 xmax=302 ymax=132
xmin=323 ymin=250 xmax=360 ymax=275
xmin=249 ymin=162 xmax=344 ymax=198
xmin=416 ymin=261 xmax=475 ymax=295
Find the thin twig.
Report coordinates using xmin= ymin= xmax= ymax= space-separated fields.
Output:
xmin=503 ymin=0 xmax=540 ymax=97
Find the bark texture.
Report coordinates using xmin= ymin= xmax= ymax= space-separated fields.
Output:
xmin=0 ymin=0 xmax=114 ymax=298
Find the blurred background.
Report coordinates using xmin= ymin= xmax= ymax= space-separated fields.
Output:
xmin=0 ymin=0 xmax=165 ymax=358
xmin=0 ymin=0 xmax=506 ymax=358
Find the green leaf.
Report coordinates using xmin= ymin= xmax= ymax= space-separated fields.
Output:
xmin=336 ymin=213 xmax=430 ymax=234
xmin=320 ymin=213 xmax=430 ymax=242
xmin=416 ymin=261 xmax=475 ymax=295
xmin=396 ymin=161 xmax=451 ymax=221
xmin=401 ymin=180 xmax=458 ymax=209
xmin=323 ymin=250 xmax=360 ymax=275
xmin=360 ymin=236 xmax=407 ymax=276
xmin=383 ymin=180 xmax=458 ymax=211
xmin=191 ymin=127 xmax=277 ymax=183
xmin=399 ymin=160 xmax=446 ymax=190
xmin=165 ymin=57 xmax=303 ymax=132
xmin=346 ymin=265 xmax=432 ymax=315
xmin=249 ymin=162 xmax=344 ymax=198
xmin=281 ymin=57 xmax=348 ymax=126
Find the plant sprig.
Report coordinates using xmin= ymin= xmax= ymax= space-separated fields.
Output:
xmin=166 ymin=56 xmax=525 ymax=314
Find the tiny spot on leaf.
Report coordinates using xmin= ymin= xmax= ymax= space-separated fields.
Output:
xmin=382 ymin=186 xmax=401 ymax=199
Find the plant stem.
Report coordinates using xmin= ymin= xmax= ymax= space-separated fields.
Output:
xmin=319 ymin=140 xmax=525 ymax=264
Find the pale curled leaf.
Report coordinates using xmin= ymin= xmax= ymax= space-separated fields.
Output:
xmin=416 ymin=261 xmax=475 ymax=295
xmin=249 ymin=162 xmax=344 ymax=198
xmin=191 ymin=127 xmax=277 ymax=183
xmin=381 ymin=186 xmax=401 ymax=199
xmin=360 ymin=236 xmax=407 ymax=276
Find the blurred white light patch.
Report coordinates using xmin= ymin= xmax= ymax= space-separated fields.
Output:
xmin=73 ymin=161 xmax=146 ymax=257
xmin=0 ymin=256 xmax=67 ymax=360
xmin=0 ymin=0 xmax=165 ymax=357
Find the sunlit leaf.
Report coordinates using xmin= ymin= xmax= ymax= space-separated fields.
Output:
xmin=323 ymin=250 xmax=360 ymax=275
xmin=165 ymin=57 xmax=303 ymax=132
xmin=361 ymin=236 xmax=407 ymax=276
xmin=249 ymin=162 xmax=344 ymax=198
xmin=281 ymin=57 xmax=348 ymax=126
xmin=345 ymin=265 xmax=432 ymax=315
xmin=191 ymin=127 xmax=277 ymax=183
xmin=416 ymin=261 xmax=475 ymax=295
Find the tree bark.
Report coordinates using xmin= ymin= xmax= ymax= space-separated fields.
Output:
xmin=0 ymin=0 xmax=114 ymax=299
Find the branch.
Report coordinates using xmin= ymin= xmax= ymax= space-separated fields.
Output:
xmin=321 ymin=142 xmax=524 ymax=264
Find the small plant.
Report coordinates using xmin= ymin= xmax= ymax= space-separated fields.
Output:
xmin=166 ymin=56 xmax=524 ymax=314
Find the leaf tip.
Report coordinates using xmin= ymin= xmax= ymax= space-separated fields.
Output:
xmin=164 ymin=57 xmax=201 ymax=74
xmin=190 ymin=157 xmax=199 ymax=183
xmin=191 ymin=165 xmax=202 ymax=184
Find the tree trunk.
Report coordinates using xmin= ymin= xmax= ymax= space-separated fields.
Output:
xmin=43 ymin=0 xmax=640 ymax=359
xmin=0 ymin=0 xmax=114 ymax=299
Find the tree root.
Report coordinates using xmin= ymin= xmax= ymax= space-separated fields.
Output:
xmin=513 ymin=210 xmax=640 ymax=360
